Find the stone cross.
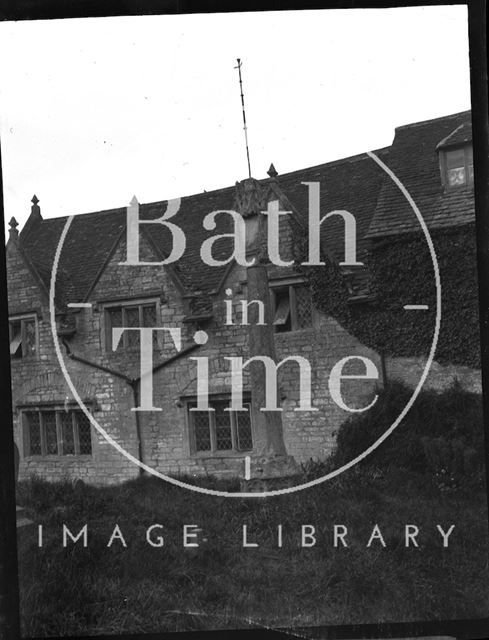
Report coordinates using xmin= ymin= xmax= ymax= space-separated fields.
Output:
xmin=234 ymin=177 xmax=303 ymax=492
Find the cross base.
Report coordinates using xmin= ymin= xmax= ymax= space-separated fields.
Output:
xmin=240 ymin=454 xmax=304 ymax=493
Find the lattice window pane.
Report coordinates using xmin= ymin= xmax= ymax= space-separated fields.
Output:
xmin=60 ymin=412 xmax=75 ymax=455
xmin=214 ymin=402 xmax=232 ymax=451
xmin=26 ymin=412 xmax=41 ymax=455
xmin=448 ymin=167 xmax=465 ymax=186
xmin=24 ymin=319 xmax=37 ymax=356
xmin=142 ymin=305 xmax=157 ymax=326
xmin=295 ymin=285 xmax=312 ymax=328
xmin=75 ymin=411 xmax=92 ymax=454
xmin=142 ymin=304 xmax=159 ymax=347
xmin=43 ymin=412 xmax=58 ymax=455
xmin=108 ymin=307 xmax=123 ymax=327
xmin=192 ymin=409 xmax=212 ymax=452
xmin=446 ymin=148 xmax=467 ymax=186
xmin=446 ymin=148 xmax=465 ymax=169
xmin=124 ymin=307 xmax=140 ymax=346
xmin=107 ymin=308 xmax=123 ymax=350
xmin=236 ymin=406 xmax=253 ymax=451
xmin=273 ymin=289 xmax=291 ymax=333
xmin=124 ymin=306 xmax=140 ymax=326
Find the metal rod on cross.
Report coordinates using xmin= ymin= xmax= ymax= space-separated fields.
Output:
xmin=235 ymin=58 xmax=252 ymax=179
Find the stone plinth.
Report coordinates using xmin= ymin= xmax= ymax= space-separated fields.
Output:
xmin=240 ymin=454 xmax=304 ymax=492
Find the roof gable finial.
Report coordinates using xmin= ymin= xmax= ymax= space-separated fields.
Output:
xmin=267 ymin=163 xmax=278 ymax=179
xmin=30 ymin=194 xmax=41 ymax=218
xmin=8 ymin=217 xmax=19 ymax=242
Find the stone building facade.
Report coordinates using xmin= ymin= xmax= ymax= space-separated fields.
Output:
xmin=6 ymin=110 xmax=480 ymax=484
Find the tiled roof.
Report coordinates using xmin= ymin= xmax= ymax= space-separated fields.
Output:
xmin=277 ymin=148 xmax=390 ymax=294
xmin=17 ymin=110 xmax=474 ymax=306
xmin=367 ymin=111 xmax=473 ymax=239
xmin=20 ymin=207 xmax=126 ymax=306
xmin=18 ymin=151 xmax=390 ymax=304
xmin=137 ymin=187 xmax=236 ymax=296
xmin=436 ymin=119 xmax=472 ymax=149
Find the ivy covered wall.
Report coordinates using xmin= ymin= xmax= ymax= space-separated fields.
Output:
xmin=300 ymin=225 xmax=481 ymax=369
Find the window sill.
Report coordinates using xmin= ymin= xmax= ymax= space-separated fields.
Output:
xmin=443 ymin=184 xmax=474 ymax=193
xmin=24 ymin=454 xmax=93 ymax=460
xmin=347 ymin=294 xmax=377 ymax=305
xmin=191 ymin=450 xmax=253 ymax=459
xmin=105 ymin=343 xmax=165 ymax=354
xmin=274 ymin=326 xmax=314 ymax=335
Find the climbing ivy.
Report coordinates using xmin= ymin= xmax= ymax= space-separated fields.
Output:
xmin=299 ymin=225 xmax=481 ymax=368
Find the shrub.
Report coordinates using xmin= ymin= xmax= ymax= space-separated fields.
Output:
xmin=331 ymin=379 xmax=485 ymax=481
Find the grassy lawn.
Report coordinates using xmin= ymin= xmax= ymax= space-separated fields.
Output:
xmin=15 ymin=467 xmax=489 ymax=637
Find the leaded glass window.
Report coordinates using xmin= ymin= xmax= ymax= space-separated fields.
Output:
xmin=236 ymin=405 xmax=253 ymax=451
xmin=44 ymin=412 xmax=58 ymax=455
xmin=105 ymin=301 xmax=159 ymax=349
xmin=61 ymin=411 xmax=75 ymax=455
xmin=9 ymin=316 xmax=38 ymax=359
xmin=192 ymin=410 xmax=212 ymax=452
xmin=76 ymin=411 xmax=93 ymax=455
xmin=188 ymin=399 xmax=253 ymax=454
xmin=443 ymin=145 xmax=474 ymax=188
xmin=214 ymin=402 xmax=233 ymax=451
xmin=23 ymin=409 xmax=92 ymax=457
xmin=271 ymin=282 xmax=313 ymax=332
xmin=26 ymin=411 xmax=41 ymax=455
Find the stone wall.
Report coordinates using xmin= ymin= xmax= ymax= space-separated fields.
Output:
xmin=7 ymin=208 xmax=481 ymax=486
xmin=7 ymin=237 xmax=141 ymax=485
xmin=384 ymin=356 xmax=481 ymax=394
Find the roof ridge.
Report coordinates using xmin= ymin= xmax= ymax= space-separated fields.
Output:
xmin=34 ymin=148 xmax=392 ymax=223
xmin=436 ymin=121 xmax=472 ymax=149
xmin=270 ymin=147 xmax=391 ymax=181
xmin=395 ymin=109 xmax=471 ymax=132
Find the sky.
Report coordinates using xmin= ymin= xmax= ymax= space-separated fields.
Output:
xmin=0 ymin=5 xmax=471 ymax=233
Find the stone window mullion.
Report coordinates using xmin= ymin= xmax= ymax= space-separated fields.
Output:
xmin=73 ymin=411 xmax=80 ymax=455
xmin=121 ymin=307 xmax=127 ymax=347
xmin=230 ymin=410 xmax=238 ymax=451
xmin=20 ymin=319 xmax=27 ymax=358
xmin=289 ymin=285 xmax=298 ymax=330
xmin=39 ymin=411 xmax=47 ymax=456
xmin=21 ymin=412 xmax=30 ymax=457
xmin=55 ymin=411 xmax=63 ymax=455
xmin=209 ymin=409 xmax=217 ymax=452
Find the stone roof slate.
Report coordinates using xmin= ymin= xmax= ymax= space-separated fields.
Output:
xmin=366 ymin=110 xmax=473 ymax=239
xmin=17 ymin=110 xmax=474 ymax=306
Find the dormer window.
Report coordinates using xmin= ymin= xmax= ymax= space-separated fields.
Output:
xmin=439 ymin=144 xmax=473 ymax=189
xmin=436 ymin=119 xmax=473 ymax=190
xmin=446 ymin=146 xmax=473 ymax=187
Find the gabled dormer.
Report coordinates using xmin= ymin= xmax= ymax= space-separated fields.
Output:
xmin=436 ymin=120 xmax=473 ymax=189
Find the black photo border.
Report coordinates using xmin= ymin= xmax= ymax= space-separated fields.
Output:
xmin=0 ymin=1 xmax=488 ymax=639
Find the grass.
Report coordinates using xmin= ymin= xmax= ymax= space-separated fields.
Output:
xmin=16 ymin=466 xmax=489 ymax=637
xmin=15 ymin=381 xmax=489 ymax=636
